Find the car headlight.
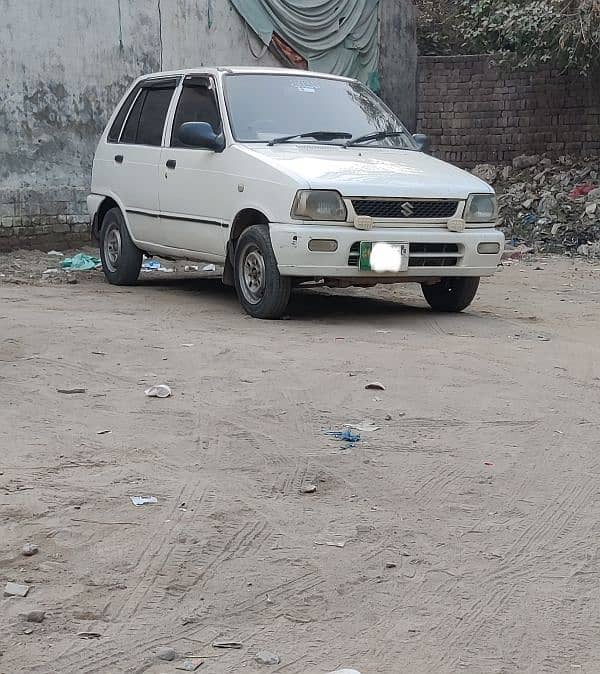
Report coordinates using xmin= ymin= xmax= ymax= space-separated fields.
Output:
xmin=465 ymin=194 xmax=498 ymax=223
xmin=291 ymin=190 xmax=347 ymax=222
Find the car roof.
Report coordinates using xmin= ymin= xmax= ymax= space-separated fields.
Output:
xmin=138 ymin=67 xmax=356 ymax=83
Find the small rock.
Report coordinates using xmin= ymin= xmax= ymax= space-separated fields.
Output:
xmin=156 ymin=647 xmax=176 ymax=661
xmin=385 ymin=414 xmax=392 ymax=421
xmin=22 ymin=543 xmax=39 ymax=557
xmin=301 ymin=484 xmax=317 ymax=494
xmin=512 ymin=154 xmax=540 ymax=170
xmin=385 ymin=562 xmax=397 ymax=569
xmin=4 ymin=582 xmax=30 ymax=597
xmin=25 ymin=610 xmax=46 ymax=623
xmin=22 ymin=627 xmax=33 ymax=635
xmin=255 ymin=651 xmax=281 ymax=665
xmin=365 ymin=382 xmax=385 ymax=391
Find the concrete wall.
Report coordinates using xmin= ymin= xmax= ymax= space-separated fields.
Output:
xmin=0 ymin=0 xmax=417 ymax=250
xmin=0 ymin=0 xmax=278 ymax=250
xmin=379 ymin=0 xmax=417 ymax=131
xmin=417 ymin=55 xmax=600 ymax=167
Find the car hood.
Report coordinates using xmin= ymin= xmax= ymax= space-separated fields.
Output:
xmin=237 ymin=144 xmax=493 ymax=199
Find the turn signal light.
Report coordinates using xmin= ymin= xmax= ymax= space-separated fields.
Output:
xmin=308 ymin=239 xmax=338 ymax=252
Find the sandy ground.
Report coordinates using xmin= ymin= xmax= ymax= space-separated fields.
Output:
xmin=1 ymin=249 xmax=600 ymax=674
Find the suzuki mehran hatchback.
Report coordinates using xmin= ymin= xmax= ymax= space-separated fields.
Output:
xmin=88 ymin=67 xmax=504 ymax=318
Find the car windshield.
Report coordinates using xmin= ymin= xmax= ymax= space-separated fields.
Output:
xmin=223 ymin=73 xmax=417 ymax=150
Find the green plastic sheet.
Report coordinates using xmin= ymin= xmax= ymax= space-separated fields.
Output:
xmin=230 ymin=0 xmax=380 ymax=87
xmin=60 ymin=253 xmax=101 ymax=271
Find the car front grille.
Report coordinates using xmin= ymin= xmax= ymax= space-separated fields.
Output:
xmin=348 ymin=242 xmax=460 ymax=268
xmin=352 ymin=199 xmax=459 ymax=219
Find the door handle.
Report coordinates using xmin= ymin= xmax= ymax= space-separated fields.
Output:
xmin=114 ymin=154 xmax=124 ymax=164
xmin=166 ymin=159 xmax=177 ymax=170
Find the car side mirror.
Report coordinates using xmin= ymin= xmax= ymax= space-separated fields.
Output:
xmin=413 ymin=133 xmax=430 ymax=152
xmin=177 ymin=122 xmax=225 ymax=152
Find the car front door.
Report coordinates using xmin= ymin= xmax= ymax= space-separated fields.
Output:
xmin=112 ymin=77 xmax=178 ymax=247
xmin=158 ymin=75 xmax=228 ymax=258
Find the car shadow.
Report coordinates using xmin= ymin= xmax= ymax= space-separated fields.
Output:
xmin=132 ymin=274 xmax=461 ymax=324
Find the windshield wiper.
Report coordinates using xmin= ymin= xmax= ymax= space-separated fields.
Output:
xmin=345 ymin=131 xmax=407 ymax=148
xmin=268 ymin=131 xmax=353 ymax=146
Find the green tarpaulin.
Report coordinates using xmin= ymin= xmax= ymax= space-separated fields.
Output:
xmin=230 ymin=0 xmax=379 ymax=87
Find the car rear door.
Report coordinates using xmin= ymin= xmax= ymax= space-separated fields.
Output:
xmin=158 ymin=75 xmax=228 ymax=257
xmin=110 ymin=77 xmax=179 ymax=246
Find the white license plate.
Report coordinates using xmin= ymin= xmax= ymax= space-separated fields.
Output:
xmin=359 ymin=242 xmax=409 ymax=272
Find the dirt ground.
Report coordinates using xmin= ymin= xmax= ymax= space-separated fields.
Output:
xmin=1 ymin=248 xmax=600 ymax=674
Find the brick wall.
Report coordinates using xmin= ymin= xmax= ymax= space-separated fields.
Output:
xmin=0 ymin=188 xmax=89 ymax=251
xmin=417 ymin=55 xmax=600 ymax=167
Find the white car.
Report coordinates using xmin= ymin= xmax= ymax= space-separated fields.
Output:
xmin=88 ymin=67 xmax=504 ymax=319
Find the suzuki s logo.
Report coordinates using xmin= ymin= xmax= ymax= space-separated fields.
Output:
xmin=401 ymin=201 xmax=414 ymax=217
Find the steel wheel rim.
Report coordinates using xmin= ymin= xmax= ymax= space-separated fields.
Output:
xmin=104 ymin=224 xmax=122 ymax=273
xmin=240 ymin=245 xmax=266 ymax=305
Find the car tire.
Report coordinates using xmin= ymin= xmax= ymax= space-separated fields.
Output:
xmin=234 ymin=225 xmax=291 ymax=319
xmin=99 ymin=207 xmax=142 ymax=286
xmin=421 ymin=277 xmax=480 ymax=312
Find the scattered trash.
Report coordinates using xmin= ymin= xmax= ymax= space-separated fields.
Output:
xmin=376 ymin=330 xmax=390 ymax=334
xmin=181 ymin=343 xmax=194 ymax=348
xmin=484 ymin=462 xmax=495 ymax=467
xmin=42 ymin=268 xmax=59 ymax=275
xmin=315 ymin=540 xmax=346 ymax=548
xmin=96 ymin=429 xmax=112 ymax=435
xmin=385 ymin=562 xmax=397 ymax=569
xmin=345 ymin=421 xmax=380 ymax=432
xmin=77 ymin=631 xmax=102 ymax=639
xmin=537 ymin=335 xmax=551 ymax=342
xmin=156 ymin=647 xmax=177 ymax=661
xmin=22 ymin=543 xmax=39 ymax=557
xmin=324 ymin=428 xmax=361 ymax=447
xmin=301 ymin=484 xmax=317 ymax=494
xmin=176 ymin=659 xmax=204 ymax=671
xmin=385 ymin=414 xmax=393 ymax=421
xmin=47 ymin=250 xmax=64 ymax=257
xmin=144 ymin=384 xmax=172 ymax=398
xmin=472 ymin=157 xmax=600 ymax=256
xmin=202 ymin=264 xmax=216 ymax=272
xmin=4 ymin=582 xmax=30 ymax=597
xmin=56 ymin=387 xmax=87 ymax=394
xmin=23 ymin=627 xmax=33 ymax=635
xmin=130 ymin=496 xmax=158 ymax=507
xmin=212 ymin=640 xmax=243 ymax=649
xmin=91 ymin=351 xmax=106 ymax=356
xmin=365 ymin=382 xmax=385 ymax=391
xmin=255 ymin=651 xmax=281 ymax=665
xmin=184 ymin=265 xmax=199 ymax=272
xmin=25 ymin=610 xmax=45 ymax=623
xmin=142 ymin=259 xmax=174 ymax=272
xmin=60 ymin=253 xmax=101 ymax=271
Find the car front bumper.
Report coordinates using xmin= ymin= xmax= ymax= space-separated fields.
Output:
xmin=269 ymin=223 xmax=504 ymax=278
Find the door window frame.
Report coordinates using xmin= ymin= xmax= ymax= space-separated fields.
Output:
xmin=117 ymin=76 xmax=181 ymax=148
xmin=164 ymin=74 xmax=225 ymax=151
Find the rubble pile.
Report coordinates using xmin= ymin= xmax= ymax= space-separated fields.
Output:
xmin=470 ymin=155 xmax=600 ymax=255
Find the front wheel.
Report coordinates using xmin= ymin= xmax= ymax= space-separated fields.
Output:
xmin=234 ymin=225 xmax=291 ymax=319
xmin=421 ymin=277 xmax=480 ymax=312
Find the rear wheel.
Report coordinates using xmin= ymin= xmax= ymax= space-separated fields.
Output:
xmin=234 ymin=225 xmax=291 ymax=319
xmin=421 ymin=277 xmax=480 ymax=312
xmin=99 ymin=207 xmax=142 ymax=285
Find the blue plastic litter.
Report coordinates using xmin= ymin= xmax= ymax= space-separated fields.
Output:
xmin=142 ymin=259 xmax=161 ymax=270
xmin=324 ymin=428 xmax=361 ymax=446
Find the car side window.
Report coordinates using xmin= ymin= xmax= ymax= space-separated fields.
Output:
xmin=120 ymin=79 xmax=177 ymax=146
xmin=171 ymin=77 xmax=222 ymax=148
xmin=107 ymin=83 xmax=142 ymax=143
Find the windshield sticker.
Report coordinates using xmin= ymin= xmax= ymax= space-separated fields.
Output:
xmin=290 ymin=79 xmax=320 ymax=93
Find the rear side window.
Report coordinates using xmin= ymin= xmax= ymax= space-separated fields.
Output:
xmin=120 ymin=79 xmax=178 ymax=146
xmin=171 ymin=77 xmax=222 ymax=147
xmin=107 ymin=84 xmax=142 ymax=143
